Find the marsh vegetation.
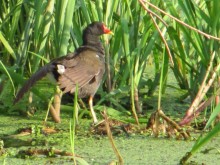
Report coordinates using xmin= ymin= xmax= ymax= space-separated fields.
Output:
xmin=0 ymin=0 xmax=220 ymax=164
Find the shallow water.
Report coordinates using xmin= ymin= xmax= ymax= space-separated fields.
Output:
xmin=0 ymin=113 xmax=220 ymax=165
xmin=1 ymin=66 xmax=219 ymax=164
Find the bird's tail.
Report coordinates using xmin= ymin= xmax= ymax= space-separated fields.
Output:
xmin=14 ymin=64 xmax=53 ymax=104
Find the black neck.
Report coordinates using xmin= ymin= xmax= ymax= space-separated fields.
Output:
xmin=83 ymin=33 xmax=104 ymax=55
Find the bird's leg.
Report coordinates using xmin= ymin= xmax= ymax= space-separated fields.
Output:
xmin=49 ymin=87 xmax=62 ymax=123
xmin=53 ymin=86 xmax=62 ymax=118
xmin=49 ymin=104 xmax=61 ymax=123
xmin=89 ymin=95 xmax=98 ymax=124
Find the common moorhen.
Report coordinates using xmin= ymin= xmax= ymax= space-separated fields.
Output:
xmin=14 ymin=22 xmax=113 ymax=123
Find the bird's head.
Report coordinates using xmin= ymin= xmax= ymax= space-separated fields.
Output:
xmin=83 ymin=22 xmax=114 ymax=36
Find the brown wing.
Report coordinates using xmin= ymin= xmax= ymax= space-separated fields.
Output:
xmin=56 ymin=50 xmax=103 ymax=94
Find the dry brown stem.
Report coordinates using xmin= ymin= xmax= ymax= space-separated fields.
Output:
xmin=140 ymin=0 xmax=220 ymax=41
xmin=102 ymin=110 xmax=124 ymax=165
xmin=180 ymin=54 xmax=220 ymax=125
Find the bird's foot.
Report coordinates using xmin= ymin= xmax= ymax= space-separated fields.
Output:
xmin=93 ymin=119 xmax=105 ymax=127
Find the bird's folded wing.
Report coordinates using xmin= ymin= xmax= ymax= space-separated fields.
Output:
xmin=57 ymin=50 xmax=102 ymax=94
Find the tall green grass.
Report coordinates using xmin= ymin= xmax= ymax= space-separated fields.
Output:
xmin=0 ymin=0 xmax=220 ymax=163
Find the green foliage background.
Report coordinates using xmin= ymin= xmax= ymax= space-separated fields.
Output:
xmin=0 ymin=0 xmax=220 ymax=162
xmin=1 ymin=0 xmax=220 ymax=118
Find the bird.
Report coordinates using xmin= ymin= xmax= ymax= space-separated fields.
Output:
xmin=14 ymin=22 xmax=113 ymax=124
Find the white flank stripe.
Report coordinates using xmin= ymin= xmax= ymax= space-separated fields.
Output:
xmin=57 ymin=64 xmax=65 ymax=74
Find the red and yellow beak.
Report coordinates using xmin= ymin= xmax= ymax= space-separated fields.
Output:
xmin=102 ymin=24 xmax=114 ymax=35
